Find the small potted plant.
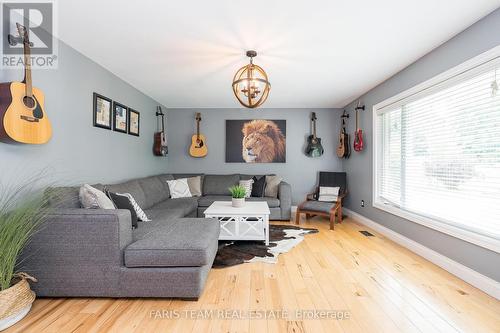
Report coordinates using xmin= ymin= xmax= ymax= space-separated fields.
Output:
xmin=229 ymin=185 xmax=246 ymax=208
xmin=0 ymin=182 xmax=50 ymax=330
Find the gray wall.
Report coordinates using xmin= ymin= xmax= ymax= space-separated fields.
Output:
xmin=0 ymin=40 xmax=168 ymax=187
xmin=341 ymin=8 xmax=500 ymax=281
xmin=165 ymin=108 xmax=342 ymax=204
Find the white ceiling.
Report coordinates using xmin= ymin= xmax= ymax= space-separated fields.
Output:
xmin=58 ymin=0 xmax=500 ymax=108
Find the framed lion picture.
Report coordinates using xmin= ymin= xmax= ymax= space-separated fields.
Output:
xmin=226 ymin=119 xmax=286 ymax=163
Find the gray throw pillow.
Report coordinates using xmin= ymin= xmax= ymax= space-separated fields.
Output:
xmin=79 ymin=184 xmax=115 ymax=209
xmin=187 ymin=176 xmax=202 ymax=197
xmin=265 ymin=175 xmax=282 ymax=198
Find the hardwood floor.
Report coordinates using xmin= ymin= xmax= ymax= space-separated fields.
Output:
xmin=6 ymin=217 xmax=500 ymax=333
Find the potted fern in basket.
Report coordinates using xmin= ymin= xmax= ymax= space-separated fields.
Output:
xmin=0 ymin=182 xmax=50 ymax=331
xmin=229 ymin=185 xmax=247 ymax=208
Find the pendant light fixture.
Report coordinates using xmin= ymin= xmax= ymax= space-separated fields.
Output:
xmin=232 ymin=50 xmax=271 ymax=108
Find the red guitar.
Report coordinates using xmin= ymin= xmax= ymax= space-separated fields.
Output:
xmin=353 ymin=102 xmax=364 ymax=152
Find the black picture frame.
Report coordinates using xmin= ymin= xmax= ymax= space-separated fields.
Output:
xmin=93 ymin=93 xmax=112 ymax=130
xmin=113 ymin=102 xmax=128 ymax=134
xmin=128 ymin=109 xmax=140 ymax=136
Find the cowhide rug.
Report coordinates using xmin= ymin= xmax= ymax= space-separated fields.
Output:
xmin=212 ymin=224 xmax=318 ymax=268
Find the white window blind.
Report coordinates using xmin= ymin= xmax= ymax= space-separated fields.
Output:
xmin=375 ymin=55 xmax=500 ymax=247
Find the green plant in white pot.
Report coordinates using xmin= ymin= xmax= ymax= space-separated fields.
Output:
xmin=229 ymin=185 xmax=246 ymax=208
xmin=0 ymin=183 xmax=50 ymax=331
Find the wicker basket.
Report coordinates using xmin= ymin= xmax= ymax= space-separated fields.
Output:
xmin=0 ymin=273 xmax=36 ymax=323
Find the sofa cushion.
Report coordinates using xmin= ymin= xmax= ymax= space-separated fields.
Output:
xmin=125 ymin=218 xmax=220 ymax=267
xmin=149 ymin=197 xmax=198 ymax=216
xmin=137 ymin=176 xmax=168 ymax=208
xmin=197 ymin=195 xmax=280 ymax=208
xmin=203 ymin=174 xmax=239 ymax=195
xmin=105 ymin=180 xmax=146 ymax=209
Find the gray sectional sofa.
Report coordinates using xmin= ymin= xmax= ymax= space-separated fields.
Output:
xmin=21 ymin=173 xmax=291 ymax=299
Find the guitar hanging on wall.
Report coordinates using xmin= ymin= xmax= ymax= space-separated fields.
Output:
xmin=353 ymin=101 xmax=365 ymax=152
xmin=153 ymin=106 xmax=168 ymax=156
xmin=336 ymin=110 xmax=350 ymax=159
xmin=0 ymin=23 xmax=52 ymax=144
xmin=305 ymin=112 xmax=324 ymax=157
xmin=189 ymin=112 xmax=208 ymax=157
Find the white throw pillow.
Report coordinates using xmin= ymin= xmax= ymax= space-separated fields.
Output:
xmin=120 ymin=193 xmax=151 ymax=222
xmin=239 ymin=179 xmax=254 ymax=198
xmin=318 ymin=186 xmax=340 ymax=202
xmin=166 ymin=178 xmax=192 ymax=198
xmin=79 ymin=184 xmax=115 ymax=209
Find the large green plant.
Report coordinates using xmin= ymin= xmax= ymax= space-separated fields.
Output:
xmin=0 ymin=182 xmax=50 ymax=291
xmin=229 ymin=185 xmax=247 ymax=199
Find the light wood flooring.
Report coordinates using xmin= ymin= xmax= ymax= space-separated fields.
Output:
xmin=6 ymin=217 xmax=500 ymax=333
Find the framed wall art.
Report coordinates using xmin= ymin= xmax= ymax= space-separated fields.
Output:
xmin=93 ymin=93 xmax=112 ymax=129
xmin=226 ymin=119 xmax=286 ymax=163
xmin=113 ymin=102 xmax=128 ymax=133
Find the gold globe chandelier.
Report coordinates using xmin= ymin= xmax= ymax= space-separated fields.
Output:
xmin=232 ymin=50 xmax=271 ymax=108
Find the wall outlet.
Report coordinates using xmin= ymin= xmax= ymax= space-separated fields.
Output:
xmin=360 ymin=200 xmax=365 ymax=207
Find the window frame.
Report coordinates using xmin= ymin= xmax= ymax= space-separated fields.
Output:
xmin=372 ymin=45 xmax=500 ymax=254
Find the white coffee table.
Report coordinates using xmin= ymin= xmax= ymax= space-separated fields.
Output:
xmin=204 ymin=201 xmax=271 ymax=245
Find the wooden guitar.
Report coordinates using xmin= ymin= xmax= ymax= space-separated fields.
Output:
xmin=336 ymin=110 xmax=350 ymax=158
xmin=153 ymin=106 xmax=168 ymax=156
xmin=189 ymin=112 xmax=207 ymax=157
xmin=0 ymin=23 xmax=52 ymax=144
xmin=305 ymin=112 xmax=324 ymax=157
xmin=353 ymin=102 xmax=364 ymax=152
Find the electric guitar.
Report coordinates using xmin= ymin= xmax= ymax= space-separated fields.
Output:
xmin=353 ymin=102 xmax=364 ymax=152
xmin=0 ymin=23 xmax=52 ymax=144
xmin=153 ymin=106 xmax=168 ymax=156
xmin=305 ymin=112 xmax=324 ymax=157
xmin=189 ymin=112 xmax=207 ymax=157
xmin=336 ymin=110 xmax=350 ymax=158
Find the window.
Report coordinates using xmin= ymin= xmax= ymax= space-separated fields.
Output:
xmin=373 ymin=47 xmax=500 ymax=253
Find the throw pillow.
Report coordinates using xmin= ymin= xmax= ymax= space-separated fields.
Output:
xmin=166 ymin=178 xmax=192 ymax=198
xmin=239 ymin=179 xmax=254 ymax=198
xmin=107 ymin=192 xmax=138 ymax=229
xmin=121 ymin=193 xmax=151 ymax=221
xmin=187 ymin=176 xmax=202 ymax=197
xmin=265 ymin=175 xmax=282 ymax=198
xmin=251 ymin=176 xmax=266 ymax=197
xmin=79 ymin=184 xmax=115 ymax=209
xmin=318 ymin=186 xmax=340 ymax=202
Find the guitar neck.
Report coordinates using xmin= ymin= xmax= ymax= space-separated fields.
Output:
xmin=24 ymin=40 xmax=33 ymax=98
xmin=312 ymin=119 xmax=317 ymax=139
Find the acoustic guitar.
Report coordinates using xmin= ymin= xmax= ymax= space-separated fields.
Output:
xmin=353 ymin=102 xmax=365 ymax=152
xmin=153 ymin=106 xmax=168 ymax=156
xmin=189 ymin=112 xmax=207 ymax=157
xmin=305 ymin=112 xmax=324 ymax=157
xmin=336 ymin=110 xmax=350 ymax=158
xmin=0 ymin=23 xmax=52 ymax=144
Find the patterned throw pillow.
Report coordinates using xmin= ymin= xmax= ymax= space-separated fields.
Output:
xmin=107 ymin=192 xmax=138 ymax=229
xmin=318 ymin=186 xmax=340 ymax=202
xmin=265 ymin=175 xmax=282 ymax=198
xmin=79 ymin=184 xmax=115 ymax=209
xmin=121 ymin=193 xmax=151 ymax=222
xmin=166 ymin=178 xmax=192 ymax=198
xmin=239 ymin=179 xmax=254 ymax=198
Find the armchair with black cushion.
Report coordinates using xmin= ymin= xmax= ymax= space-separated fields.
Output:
xmin=295 ymin=172 xmax=347 ymax=230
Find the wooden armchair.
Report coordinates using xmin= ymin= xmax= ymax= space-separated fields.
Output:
xmin=295 ymin=172 xmax=347 ymax=230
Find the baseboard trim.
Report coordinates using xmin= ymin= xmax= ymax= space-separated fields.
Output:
xmin=343 ymin=208 xmax=500 ymax=300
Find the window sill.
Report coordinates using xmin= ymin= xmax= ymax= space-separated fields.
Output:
xmin=373 ymin=201 xmax=500 ymax=254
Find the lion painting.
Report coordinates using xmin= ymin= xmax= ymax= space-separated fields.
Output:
xmin=241 ymin=120 xmax=286 ymax=163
